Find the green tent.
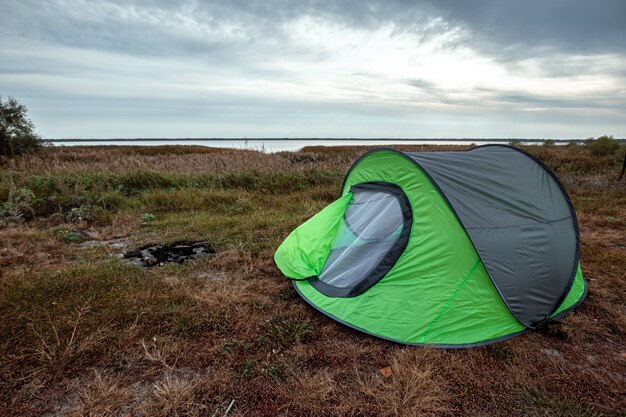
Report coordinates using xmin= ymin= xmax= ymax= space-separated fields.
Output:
xmin=274 ymin=146 xmax=587 ymax=347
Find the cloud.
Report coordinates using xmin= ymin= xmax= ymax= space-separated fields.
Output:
xmin=0 ymin=0 xmax=624 ymax=138
xmin=424 ymin=0 xmax=626 ymax=57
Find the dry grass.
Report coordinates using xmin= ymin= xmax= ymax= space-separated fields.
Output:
xmin=67 ymin=371 xmax=132 ymax=417
xmin=26 ymin=305 xmax=108 ymax=384
xmin=357 ymin=350 xmax=451 ymax=417
xmin=0 ymin=143 xmax=624 ymax=416
xmin=279 ymin=370 xmax=335 ymax=416
xmin=137 ymin=373 xmax=204 ymax=417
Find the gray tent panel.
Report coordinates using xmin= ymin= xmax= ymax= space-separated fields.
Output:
xmin=407 ymin=145 xmax=578 ymax=327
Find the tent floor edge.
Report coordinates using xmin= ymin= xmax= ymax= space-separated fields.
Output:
xmin=293 ymin=281 xmax=530 ymax=349
xmin=293 ymin=272 xmax=589 ymax=348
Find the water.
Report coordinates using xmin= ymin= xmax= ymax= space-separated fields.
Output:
xmin=47 ymin=138 xmax=560 ymax=152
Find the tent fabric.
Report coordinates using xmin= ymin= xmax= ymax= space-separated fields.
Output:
xmin=274 ymin=146 xmax=587 ymax=347
xmin=552 ymin=262 xmax=587 ymax=318
xmin=274 ymin=193 xmax=353 ymax=279
xmin=405 ymin=146 xmax=579 ymax=327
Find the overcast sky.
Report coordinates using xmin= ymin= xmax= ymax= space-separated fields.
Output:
xmin=1 ymin=0 xmax=625 ymax=139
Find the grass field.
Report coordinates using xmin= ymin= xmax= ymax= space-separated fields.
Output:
xmin=1 ymin=144 xmax=625 ymax=416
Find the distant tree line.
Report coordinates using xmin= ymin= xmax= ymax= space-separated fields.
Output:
xmin=509 ymin=134 xmax=623 ymax=156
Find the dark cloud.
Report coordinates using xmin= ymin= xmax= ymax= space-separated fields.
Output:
xmin=0 ymin=1 xmax=442 ymax=59
xmin=426 ymin=0 xmax=626 ymax=57
xmin=2 ymin=1 xmax=624 ymax=60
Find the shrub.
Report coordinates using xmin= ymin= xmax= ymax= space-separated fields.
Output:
xmin=0 ymin=96 xmax=44 ymax=158
xmin=64 ymin=205 xmax=94 ymax=223
xmin=543 ymin=139 xmax=555 ymax=147
xmin=585 ymin=135 xmax=620 ymax=156
xmin=0 ymin=184 xmax=35 ymax=227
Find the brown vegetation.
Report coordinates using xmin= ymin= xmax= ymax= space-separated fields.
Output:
xmin=0 ymin=143 xmax=625 ymax=416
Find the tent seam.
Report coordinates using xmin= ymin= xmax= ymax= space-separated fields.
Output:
xmin=465 ymin=215 xmax=571 ymax=230
xmin=419 ymin=258 xmax=481 ymax=343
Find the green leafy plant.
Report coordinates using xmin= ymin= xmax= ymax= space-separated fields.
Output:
xmin=53 ymin=227 xmax=86 ymax=243
xmin=64 ymin=205 xmax=94 ymax=223
xmin=139 ymin=213 xmax=156 ymax=223
xmin=0 ymin=184 xmax=35 ymax=227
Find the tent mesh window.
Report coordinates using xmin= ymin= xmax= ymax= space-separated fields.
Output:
xmin=312 ymin=183 xmax=412 ymax=297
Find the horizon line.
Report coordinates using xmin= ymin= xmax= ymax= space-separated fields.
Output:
xmin=47 ymin=137 xmax=624 ymax=142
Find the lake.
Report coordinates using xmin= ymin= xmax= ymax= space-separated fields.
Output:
xmin=47 ymin=138 xmax=565 ymax=152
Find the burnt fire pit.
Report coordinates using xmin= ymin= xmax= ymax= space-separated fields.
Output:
xmin=123 ymin=240 xmax=215 ymax=267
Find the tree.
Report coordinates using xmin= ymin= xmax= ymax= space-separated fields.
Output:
xmin=0 ymin=96 xmax=43 ymax=157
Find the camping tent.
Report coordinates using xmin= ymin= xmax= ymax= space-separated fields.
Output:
xmin=274 ymin=145 xmax=587 ymax=347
